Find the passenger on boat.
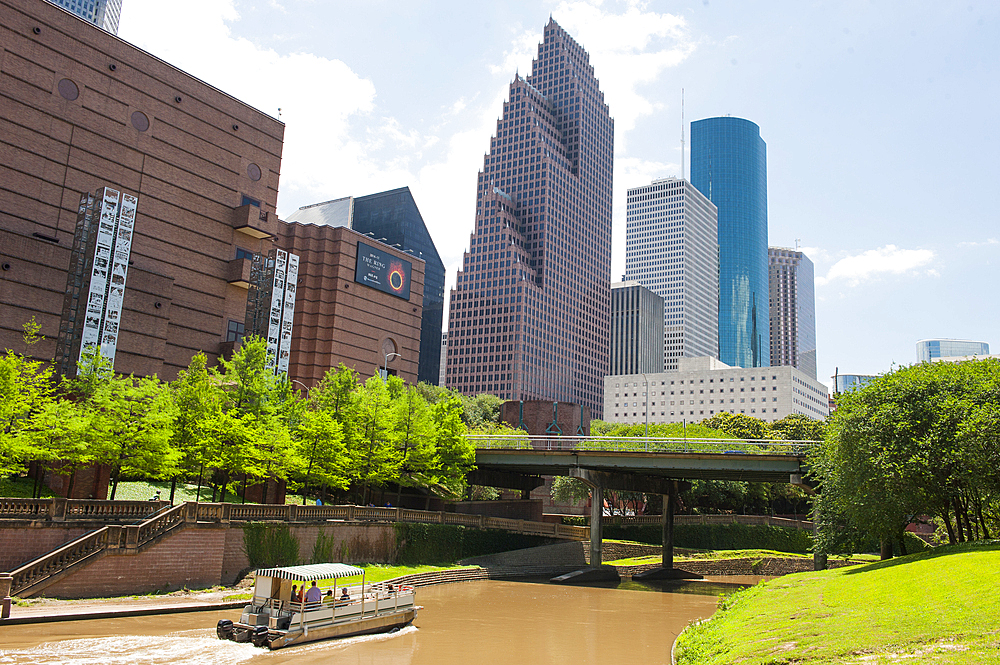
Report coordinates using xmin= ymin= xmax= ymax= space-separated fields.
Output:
xmin=323 ymin=590 xmax=334 ymax=604
xmin=305 ymin=581 xmax=323 ymax=605
xmin=291 ymin=585 xmax=301 ymax=603
xmin=340 ymin=587 xmax=350 ymax=601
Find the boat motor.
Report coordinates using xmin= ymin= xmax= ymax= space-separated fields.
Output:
xmin=251 ymin=625 xmax=270 ymax=648
xmin=216 ymin=619 xmax=235 ymax=641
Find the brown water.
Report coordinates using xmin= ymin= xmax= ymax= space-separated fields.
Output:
xmin=0 ymin=579 xmax=739 ymax=665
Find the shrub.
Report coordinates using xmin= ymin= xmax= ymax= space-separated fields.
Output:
xmin=242 ymin=522 xmax=300 ymax=568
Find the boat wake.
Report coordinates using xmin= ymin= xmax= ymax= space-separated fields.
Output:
xmin=0 ymin=632 xmax=258 ymax=665
xmin=0 ymin=625 xmax=418 ymax=664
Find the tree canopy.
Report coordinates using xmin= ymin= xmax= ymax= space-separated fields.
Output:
xmin=813 ymin=359 xmax=1000 ymax=556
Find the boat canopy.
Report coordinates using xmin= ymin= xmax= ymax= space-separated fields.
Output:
xmin=254 ymin=563 xmax=365 ymax=582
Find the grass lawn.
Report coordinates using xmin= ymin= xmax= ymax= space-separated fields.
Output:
xmin=675 ymin=540 xmax=1000 ymax=664
xmin=0 ymin=476 xmax=54 ymax=498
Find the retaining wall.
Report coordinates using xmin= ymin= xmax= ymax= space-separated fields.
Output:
xmin=0 ymin=523 xmax=104 ymax=572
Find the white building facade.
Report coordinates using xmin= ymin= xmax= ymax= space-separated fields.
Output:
xmin=604 ymin=356 xmax=829 ymax=425
xmin=623 ymin=178 xmax=719 ymax=371
xmin=769 ymin=247 xmax=817 ymax=379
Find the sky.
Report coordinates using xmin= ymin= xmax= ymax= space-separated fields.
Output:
xmin=119 ymin=0 xmax=1000 ymax=392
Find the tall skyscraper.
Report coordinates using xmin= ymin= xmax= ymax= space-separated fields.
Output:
xmin=623 ymin=177 xmax=718 ymax=371
xmin=47 ymin=0 xmax=122 ymax=34
xmin=610 ymin=281 xmax=664 ymax=376
xmin=286 ymin=187 xmax=445 ymax=385
xmin=691 ymin=116 xmax=769 ymax=369
xmin=769 ymin=247 xmax=817 ymax=379
xmin=444 ymin=19 xmax=614 ymax=416
xmin=916 ymin=339 xmax=990 ymax=362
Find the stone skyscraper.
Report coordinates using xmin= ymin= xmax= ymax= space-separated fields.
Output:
xmin=444 ymin=19 xmax=614 ymax=416
xmin=691 ymin=117 xmax=769 ymax=369
xmin=768 ymin=247 xmax=817 ymax=379
xmin=47 ymin=0 xmax=122 ymax=33
xmin=624 ymin=177 xmax=718 ymax=371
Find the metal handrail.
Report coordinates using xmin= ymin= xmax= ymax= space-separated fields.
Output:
xmin=469 ymin=434 xmax=819 ymax=455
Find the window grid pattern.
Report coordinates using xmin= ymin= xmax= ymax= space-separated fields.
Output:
xmin=623 ymin=178 xmax=719 ymax=371
xmin=768 ymin=247 xmax=817 ymax=379
xmin=444 ymin=19 xmax=614 ymax=417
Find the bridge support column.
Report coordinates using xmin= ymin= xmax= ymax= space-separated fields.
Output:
xmin=634 ymin=483 xmax=702 ymax=581
xmin=589 ymin=477 xmax=604 ymax=567
xmin=551 ymin=469 xmax=619 ymax=584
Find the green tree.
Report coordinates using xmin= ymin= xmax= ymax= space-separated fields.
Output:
xmin=0 ymin=350 xmax=55 ymax=476
xmin=296 ymin=409 xmax=347 ymax=503
xmin=813 ymin=359 xmax=1000 ymax=557
xmin=389 ymin=384 xmax=438 ymax=502
xmin=169 ymin=352 xmax=225 ymax=502
xmin=702 ymin=412 xmax=770 ymax=440
xmin=432 ymin=393 xmax=475 ymax=492
xmin=461 ymin=393 xmax=503 ymax=429
xmin=353 ymin=375 xmax=402 ymax=502
xmin=24 ymin=399 xmax=93 ymax=497
xmin=90 ymin=374 xmax=178 ymax=499
xmin=770 ymin=413 xmax=826 ymax=441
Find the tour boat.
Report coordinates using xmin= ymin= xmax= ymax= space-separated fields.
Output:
xmin=216 ymin=563 xmax=418 ymax=650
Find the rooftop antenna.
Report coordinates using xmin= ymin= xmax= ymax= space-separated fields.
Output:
xmin=680 ymin=89 xmax=685 ymax=180
xmin=795 ymin=238 xmax=801 ymax=250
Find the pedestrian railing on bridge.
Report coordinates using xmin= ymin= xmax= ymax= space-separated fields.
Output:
xmin=469 ymin=435 xmax=819 ymax=456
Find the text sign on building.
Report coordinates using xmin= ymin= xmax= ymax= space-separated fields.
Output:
xmin=355 ymin=241 xmax=411 ymax=300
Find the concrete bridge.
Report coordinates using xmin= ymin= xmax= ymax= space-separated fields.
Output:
xmin=468 ymin=434 xmax=818 ymax=582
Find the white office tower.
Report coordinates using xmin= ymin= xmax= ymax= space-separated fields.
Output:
xmin=624 ymin=178 xmax=719 ymax=371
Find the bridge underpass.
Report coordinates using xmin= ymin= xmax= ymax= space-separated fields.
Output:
xmin=469 ymin=435 xmax=817 ymax=582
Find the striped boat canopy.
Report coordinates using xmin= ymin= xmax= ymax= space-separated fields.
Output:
xmin=254 ymin=563 xmax=365 ymax=582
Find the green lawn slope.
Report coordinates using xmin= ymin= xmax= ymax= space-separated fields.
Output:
xmin=675 ymin=541 xmax=1000 ymax=664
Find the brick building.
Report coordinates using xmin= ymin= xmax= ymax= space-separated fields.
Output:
xmin=0 ymin=0 xmax=423 ymax=386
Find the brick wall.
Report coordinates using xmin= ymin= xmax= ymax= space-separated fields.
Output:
xmin=8 ymin=520 xmax=400 ymax=598
xmin=0 ymin=524 xmax=97 ymax=571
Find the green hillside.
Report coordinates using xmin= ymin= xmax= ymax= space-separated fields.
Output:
xmin=675 ymin=541 xmax=1000 ymax=664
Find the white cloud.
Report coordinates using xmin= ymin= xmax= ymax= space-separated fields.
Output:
xmin=816 ymin=245 xmax=935 ymax=287
xmin=957 ymin=238 xmax=998 ymax=247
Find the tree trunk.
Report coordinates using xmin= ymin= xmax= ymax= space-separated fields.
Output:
xmin=67 ymin=470 xmax=77 ymax=499
xmin=261 ymin=476 xmax=268 ymax=505
xmin=898 ymin=530 xmax=908 ymax=556
xmin=109 ymin=468 xmax=120 ymax=501
xmin=220 ymin=471 xmax=229 ymax=503
xmin=32 ymin=465 xmax=41 ymax=499
xmin=953 ymin=496 xmax=966 ymax=542
xmin=974 ymin=489 xmax=991 ymax=539
xmin=961 ymin=494 xmax=976 ymax=541
xmin=942 ymin=504 xmax=956 ymax=545
xmin=195 ymin=463 xmax=204 ymax=502
xmin=169 ymin=477 xmax=177 ymax=505
xmin=879 ymin=539 xmax=893 ymax=561
xmin=241 ymin=474 xmax=248 ymax=504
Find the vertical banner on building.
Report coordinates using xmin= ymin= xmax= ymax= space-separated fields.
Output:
xmin=245 ymin=248 xmax=298 ymax=376
xmin=277 ymin=253 xmax=298 ymax=374
xmin=56 ymin=187 xmax=137 ymax=375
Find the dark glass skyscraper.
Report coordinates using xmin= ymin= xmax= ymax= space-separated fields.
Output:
xmin=286 ymin=187 xmax=445 ymax=385
xmin=691 ymin=116 xmax=769 ymax=368
xmin=445 ymin=19 xmax=614 ymax=416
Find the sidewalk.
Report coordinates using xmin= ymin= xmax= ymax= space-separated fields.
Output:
xmin=2 ymin=588 xmax=248 ymax=625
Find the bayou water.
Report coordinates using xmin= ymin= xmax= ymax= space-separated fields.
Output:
xmin=0 ymin=578 xmax=747 ymax=664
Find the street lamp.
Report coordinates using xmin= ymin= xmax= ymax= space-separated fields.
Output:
xmin=382 ymin=351 xmax=401 ymax=380
xmin=291 ymin=379 xmax=309 ymax=393
xmin=640 ymin=373 xmax=649 ymax=437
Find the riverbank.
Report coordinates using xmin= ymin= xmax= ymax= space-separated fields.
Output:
xmin=2 ymin=563 xmax=478 ymax=625
xmin=674 ymin=540 xmax=1000 ymax=664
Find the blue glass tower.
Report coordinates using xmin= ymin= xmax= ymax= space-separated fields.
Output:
xmin=691 ymin=116 xmax=769 ymax=368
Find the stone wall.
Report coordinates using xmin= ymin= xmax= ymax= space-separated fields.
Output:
xmin=7 ymin=520 xmax=398 ymax=599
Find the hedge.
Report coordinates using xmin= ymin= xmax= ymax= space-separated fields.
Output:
xmin=603 ymin=522 xmax=814 ymax=554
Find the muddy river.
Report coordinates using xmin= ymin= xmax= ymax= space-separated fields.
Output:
xmin=0 ymin=578 xmax=749 ymax=664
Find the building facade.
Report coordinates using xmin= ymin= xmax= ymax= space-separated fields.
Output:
xmin=286 ymin=187 xmax=445 ymax=385
xmin=832 ymin=373 xmax=877 ymax=394
xmin=623 ymin=177 xmax=718 ymax=371
xmin=690 ymin=116 xmax=769 ymax=369
xmin=605 ymin=356 xmax=829 ymax=425
xmin=769 ymin=247 xmax=817 ymax=379
xmin=0 ymin=0 xmax=422 ymax=387
xmin=916 ymin=339 xmax=990 ymax=362
xmin=444 ymin=19 xmax=614 ymax=417
xmin=610 ymin=281 xmax=664 ymax=375
xmin=47 ymin=0 xmax=121 ymax=33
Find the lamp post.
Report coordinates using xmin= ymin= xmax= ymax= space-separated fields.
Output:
xmin=640 ymin=373 xmax=649 ymax=437
xmin=382 ymin=351 xmax=401 ymax=381
xmin=291 ymin=379 xmax=309 ymax=394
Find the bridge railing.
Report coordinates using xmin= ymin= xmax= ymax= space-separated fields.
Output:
xmin=469 ymin=435 xmax=819 ymax=456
